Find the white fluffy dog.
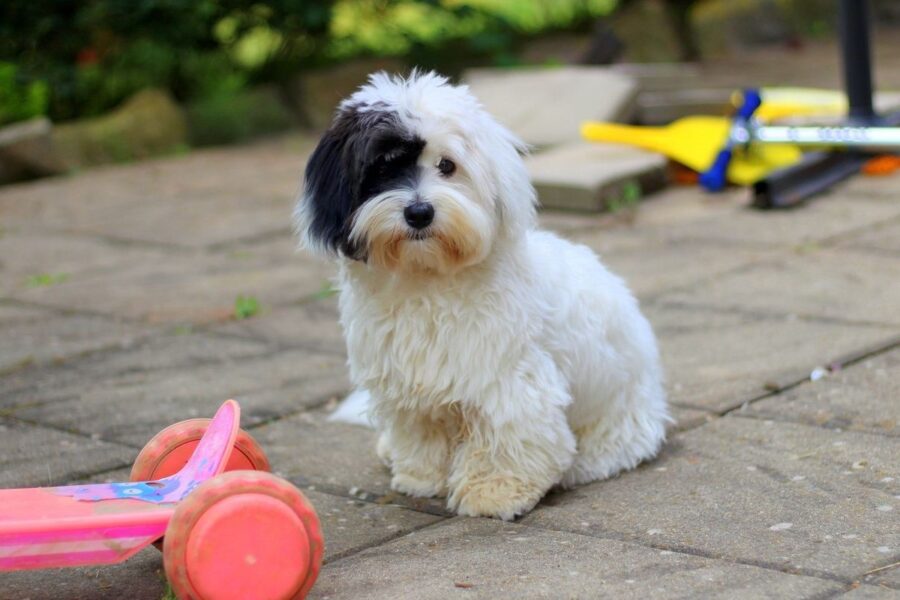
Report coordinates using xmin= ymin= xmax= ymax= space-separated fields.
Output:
xmin=294 ymin=71 xmax=670 ymax=520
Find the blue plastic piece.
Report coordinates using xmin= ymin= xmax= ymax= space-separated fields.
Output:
xmin=699 ymin=89 xmax=762 ymax=192
xmin=699 ymin=148 xmax=733 ymax=192
xmin=737 ymin=89 xmax=763 ymax=120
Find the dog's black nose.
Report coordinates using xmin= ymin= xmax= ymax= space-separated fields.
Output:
xmin=404 ymin=202 xmax=434 ymax=229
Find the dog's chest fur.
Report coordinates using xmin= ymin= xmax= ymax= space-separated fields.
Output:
xmin=338 ymin=258 xmax=535 ymax=408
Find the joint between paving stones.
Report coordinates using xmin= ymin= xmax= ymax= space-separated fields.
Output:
xmin=518 ymin=519 xmax=858 ymax=587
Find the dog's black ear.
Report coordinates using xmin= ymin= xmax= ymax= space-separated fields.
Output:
xmin=298 ymin=105 xmax=404 ymax=257
xmin=299 ymin=113 xmax=359 ymax=254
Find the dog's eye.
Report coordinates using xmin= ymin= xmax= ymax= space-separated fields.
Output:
xmin=437 ymin=157 xmax=456 ymax=177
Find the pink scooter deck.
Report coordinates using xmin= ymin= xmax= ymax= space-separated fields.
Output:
xmin=0 ymin=400 xmax=240 ymax=571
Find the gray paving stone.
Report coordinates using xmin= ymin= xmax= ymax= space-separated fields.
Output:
xmin=0 ymin=330 xmax=269 ymax=407
xmin=312 ymin=518 xmax=842 ymax=600
xmin=840 ymin=218 xmax=900 ymax=257
xmin=527 ymin=142 xmax=667 ymax=212
xmin=593 ymin=187 xmax=900 ymax=250
xmin=562 ymin=184 xmax=900 ymax=254
xmin=0 ymin=417 xmax=134 ymax=488
xmin=214 ymin=295 xmax=345 ymax=355
xmin=253 ymin=401 xmax=705 ymax=517
xmin=0 ymin=229 xmax=173 ymax=294
xmin=4 ymin=333 xmax=348 ymax=443
xmin=522 ymin=417 xmax=900 ymax=580
xmin=744 ymin=347 xmax=900 ymax=436
xmin=646 ymin=303 xmax=894 ymax=411
xmin=571 ymin=233 xmax=772 ymax=298
xmin=659 ymin=249 xmax=900 ymax=327
xmin=0 ymin=303 xmax=155 ymax=374
xmin=9 ymin=249 xmax=334 ymax=325
xmin=464 ymin=67 xmax=638 ymax=147
xmin=840 ymin=585 xmax=900 ymax=599
xmin=0 ymin=547 xmax=167 ymax=600
xmin=0 ymin=136 xmax=312 ymax=248
xmin=839 ymin=174 xmax=900 ymax=200
xmin=249 ymin=408 xmax=407 ymax=508
xmin=669 ymin=406 xmax=715 ymax=432
xmin=871 ymin=566 xmax=900 ymax=590
xmin=305 ymin=489 xmax=444 ymax=562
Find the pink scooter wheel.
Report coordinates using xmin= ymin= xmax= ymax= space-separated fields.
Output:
xmin=163 ymin=471 xmax=323 ymax=600
xmin=130 ymin=418 xmax=271 ymax=482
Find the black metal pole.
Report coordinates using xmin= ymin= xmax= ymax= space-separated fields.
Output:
xmin=839 ymin=0 xmax=876 ymax=123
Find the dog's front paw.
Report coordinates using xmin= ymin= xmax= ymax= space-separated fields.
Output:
xmin=391 ymin=472 xmax=447 ymax=498
xmin=448 ymin=475 xmax=543 ymax=521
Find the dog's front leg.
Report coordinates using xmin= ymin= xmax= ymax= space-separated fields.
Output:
xmin=446 ymin=355 xmax=576 ymax=520
xmin=382 ymin=407 xmax=453 ymax=498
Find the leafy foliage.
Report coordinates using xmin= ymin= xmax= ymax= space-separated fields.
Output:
xmin=0 ymin=62 xmax=49 ymax=126
xmin=234 ymin=295 xmax=261 ymax=320
xmin=0 ymin=1 xmax=617 ymax=123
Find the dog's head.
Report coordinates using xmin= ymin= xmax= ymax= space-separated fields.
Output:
xmin=294 ymin=71 xmax=536 ymax=275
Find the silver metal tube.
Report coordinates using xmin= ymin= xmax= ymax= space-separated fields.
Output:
xmin=755 ymin=125 xmax=900 ymax=148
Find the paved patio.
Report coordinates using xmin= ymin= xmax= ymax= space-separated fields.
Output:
xmin=0 ymin=134 xmax=898 ymax=599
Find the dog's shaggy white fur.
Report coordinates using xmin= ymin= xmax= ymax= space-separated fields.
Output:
xmin=295 ymin=71 xmax=670 ymax=520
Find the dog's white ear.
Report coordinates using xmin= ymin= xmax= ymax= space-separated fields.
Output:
xmin=475 ymin=115 xmax=537 ymax=237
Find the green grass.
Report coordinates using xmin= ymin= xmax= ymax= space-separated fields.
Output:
xmin=606 ymin=180 xmax=642 ymax=213
xmin=234 ymin=295 xmax=261 ymax=320
xmin=25 ymin=272 xmax=69 ymax=288
xmin=160 ymin=583 xmax=177 ymax=600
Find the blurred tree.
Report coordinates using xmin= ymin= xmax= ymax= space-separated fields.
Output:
xmin=0 ymin=0 xmax=618 ymax=122
xmin=584 ymin=0 xmax=698 ymax=63
xmin=0 ymin=1 xmax=339 ymax=120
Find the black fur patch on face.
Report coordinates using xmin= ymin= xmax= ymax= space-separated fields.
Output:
xmin=302 ymin=104 xmax=425 ymax=259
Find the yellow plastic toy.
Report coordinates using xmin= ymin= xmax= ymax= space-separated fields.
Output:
xmin=580 ymin=86 xmax=900 ymax=186
xmin=580 ymin=117 xmax=802 ymax=186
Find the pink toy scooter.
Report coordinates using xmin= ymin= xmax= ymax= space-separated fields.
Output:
xmin=0 ymin=400 xmax=323 ymax=600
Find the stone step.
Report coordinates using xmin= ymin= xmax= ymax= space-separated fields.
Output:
xmin=464 ymin=66 xmax=638 ymax=148
xmin=526 ymin=141 xmax=667 ymax=213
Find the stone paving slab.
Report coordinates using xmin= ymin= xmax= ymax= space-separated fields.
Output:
xmin=464 ymin=67 xmax=638 ymax=147
xmin=526 ymin=142 xmax=667 ymax=212
xmin=0 ymin=330 xmax=269 ymax=407
xmin=743 ymin=347 xmax=900 ymax=436
xmin=0 ymin=302 xmax=156 ymax=374
xmin=572 ymin=233 xmax=773 ymax=299
xmin=522 ymin=416 xmax=899 ymax=581
xmin=3 ymin=332 xmax=347 ymax=443
xmin=312 ymin=518 xmax=843 ymax=600
xmin=841 ymin=585 xmax=900 ymax=599
xmin=251 ymin=404 xmax=716 ymax=516
xmin=839 ymin=218 xmax=900 ymax=257
xmin=213 ymin=295 xmax=345 ymax=355
xmin=8 ymin=248 xmax=334 ymax=325
xmin=870 ymin=566 xmax=900 ymax=590
xmin=1 ymin=548 xmax=167 ymax=600
xmin=646 ymin=303 xmax=895 ymax=412
xmin=0 ymin=137 xmax=311 ymax=248
xmin=660 ymin=195 xmax=900 ymax=250
xmin=658 ymin=248 xmax=900 ymax=327
xmin=0 ymin=416 xmax=134 ymax=487
xmin=872 ymin=567 xmax=900 ymax=590
xmin=580 ymin=186 xmax=900 ymax=251
xmin=0 ymin=229 xmax=173 ymax=293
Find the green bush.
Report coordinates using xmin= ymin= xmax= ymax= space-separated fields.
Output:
xmin=187 ymin=86 xmax=294 ymax=146
xmin=0 ymin=1 xmax=618 ymax=124
xmin=0 ymin=62 xmax=49 ymax=126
